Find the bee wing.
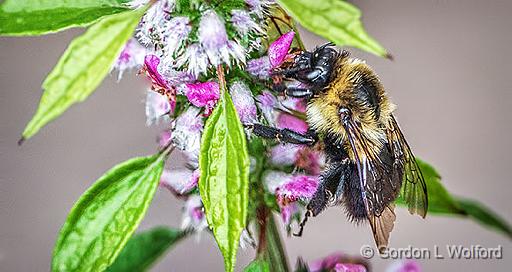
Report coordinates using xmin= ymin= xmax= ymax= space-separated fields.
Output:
xmin=341 ymin=115 xmax=399 ymax=251
xmin=387 ymin=115 xmax=428 ymax=218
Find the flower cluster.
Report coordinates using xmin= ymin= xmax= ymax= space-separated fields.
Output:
xmin=114 ymin=0 xmax=321 ymax=245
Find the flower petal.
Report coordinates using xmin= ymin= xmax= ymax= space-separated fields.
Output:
xmin=144 ymin=54 xmax=168 ymax=89
xmin=277 ymin=112 xmax=308 ymax=133
xmin=145 ymin=90 xmax=171 ymax=126
xmin=268 ymin=31 xmax=295 ymax=68
xmin=276 ymin=175 xmax=318 ymax=201
xmin=247 ymin=56 xmax=271 ymax=79
xmin=185 ymin=81 xmax=220 ymax=108
xmin=230 ymin=81 xmax=257 ymax=124
xmin=334 ymin=263 xmax=367 ymax=272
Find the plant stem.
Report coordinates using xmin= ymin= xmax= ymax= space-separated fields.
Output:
xmin=264 ymin=213 xmax=290 ymax=272
xmin=256 ymin=205 xmax=290 ymax=272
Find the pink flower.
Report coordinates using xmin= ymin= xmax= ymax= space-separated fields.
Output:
xmin=276 ymin=175 xmax=318 ymax=201
xmin=230 ymin=81 xmax=257 ymax=124
xmin=144 ymin=54 xmax=169 ymax=90
xmin=277 ymin=113 xmax=308 ymax=134
xmin=263 ymin=171 xmax=319 ymax=225
xmin=268 ymin=31 xmax=295 ymax=68
xmin=334 ymin=263 xmax=367 ymax=272
xmin=295 ymin=148 xmax=324 ymax=176
xmin=184 ymin=81 xmax=220 ymax=115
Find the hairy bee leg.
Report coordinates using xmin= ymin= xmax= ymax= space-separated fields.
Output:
xmin=249 ymin=124 xmax=318 ymax=146
xmin=293 ymin=161 xmax=348 ymax=237
xmin=293 ymin=210 xmax=312 ymax=237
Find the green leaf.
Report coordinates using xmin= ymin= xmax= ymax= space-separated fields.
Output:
xmin=277 ymin=0 xmax=388 ymax=57
xmin=397 ymin=159 xmax=512 ymax=239
xmin=0 ymin=0 xmax=130 ymax=36
xmin=106 ymin=226 xmax=188 ymax=272
xmin=199 ymin=90 xmax=250 ymax=272
xmin=456 ymin=198 xmax=512 ymax=238
xmin=244 ymin=259 xmax=270 ymax=272
xmin=21 ymin=7 xmax=145 ymax=141
xmin=52 ymin=153 xmax=166 ymax=272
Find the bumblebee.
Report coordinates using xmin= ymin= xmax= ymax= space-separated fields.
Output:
xmin=252 ymin=43 xmax=428 ymax=252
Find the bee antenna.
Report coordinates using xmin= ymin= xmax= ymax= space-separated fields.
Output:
xmin=318 ymin=42 xmax=335 ymax=49
xmin=293 ymin=210 xmax=312 ymax=237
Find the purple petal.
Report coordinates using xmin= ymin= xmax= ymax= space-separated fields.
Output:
xmin=334 ymin=263 xmax=367 ymax=272
xmin=247 ymin=56 xmax=271 ymax=79
xmin=268 ymin=31 xmax=295 ymax=68
xmin=144 ymin=54 xmax=169 ymax=89
xmin=276 ymin=175 xmax=318 ymax=201
xmin=277 ymin=113 xmax=308 ymax=133
xmin=185 ymin=81 xmax=220 ymax=108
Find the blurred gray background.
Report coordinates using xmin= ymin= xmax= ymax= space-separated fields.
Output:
xmin=1 ymin=0 xmax=511 ymax=271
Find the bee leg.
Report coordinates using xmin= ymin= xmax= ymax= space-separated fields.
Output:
xmin=284 ymin=87 xmax=315 ymax=99
xmin=249 ymin=124 xmax=318 ymax=146
xmin=294 ymin=161 xmax=346 ymax=237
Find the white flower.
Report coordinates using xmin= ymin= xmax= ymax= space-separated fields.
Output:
xmin=135 ymin=0 xmax=176 ymax=46
xmin=198 ymin=10 xmax=246 ymax=68
xmin=171 ymin=107 xmax=203 ymax=166
xmin=245 ymin=0 xmax=275 ymax=18
xmin=145 ymin=90 xmax=171 ymax=126
xmin=256 ymin=90 xmax=277 ymax=125
xmin=231 ymin=10 xmax=263 ymax=36
xmin=113 ymin=38 xmax=147 ymax=80
xmin=176 ymin=43 xmax=209 ymax=77
xmin=230 ymin=81 xmax=257 ymax=124
xmin=182 ymin=195 xmax=208 ymax=233
xmin=160 ymin=169 xmax=199 ymax=195
xmin=161 ymin=16 xmax=192 ymax=65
